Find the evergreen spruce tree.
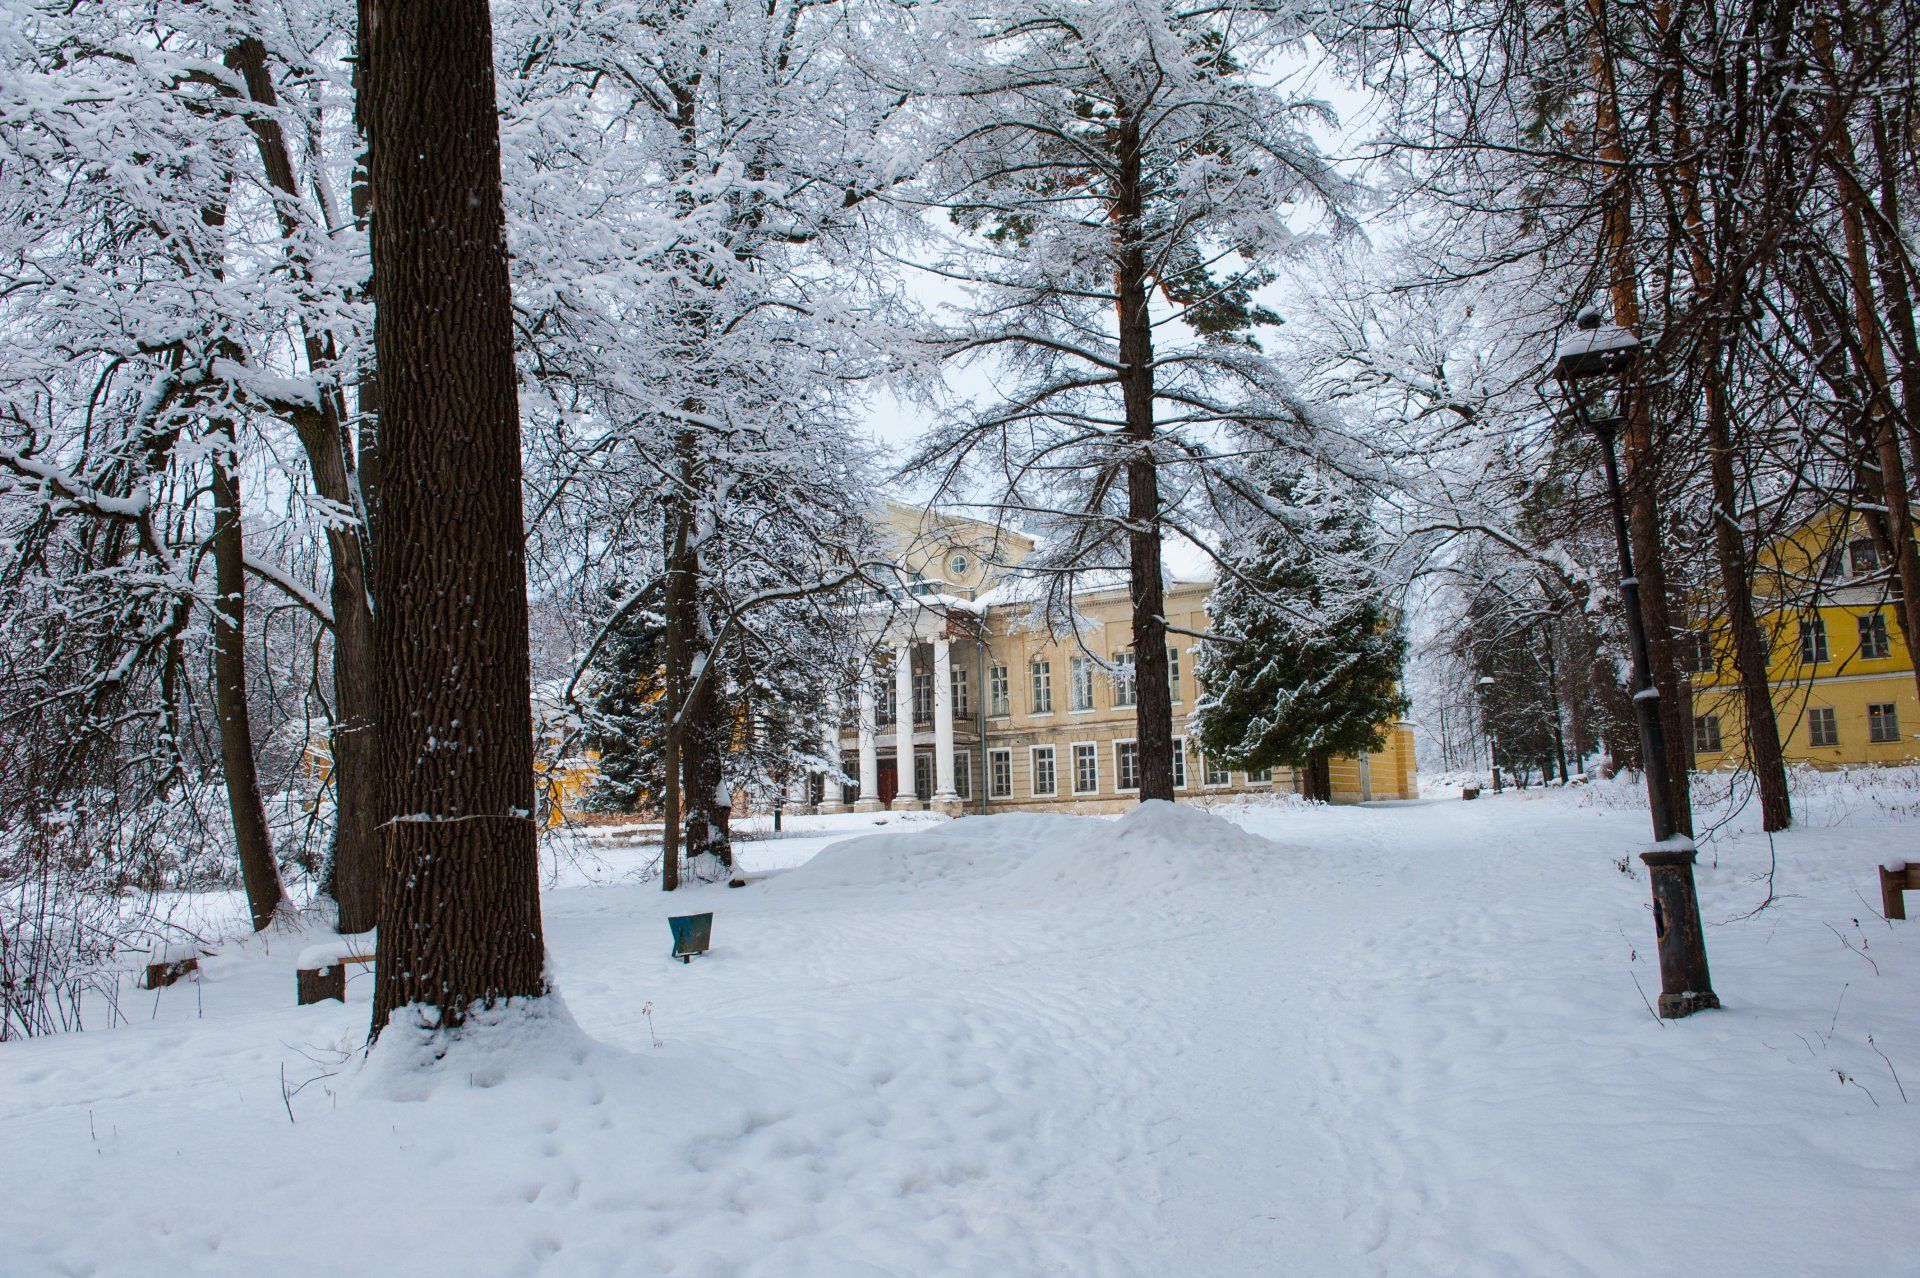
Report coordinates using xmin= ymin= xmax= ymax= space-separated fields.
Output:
xmin=1194 ymin=470 xmax=1409 ymax=801
xmin=582 ymin=589 xmax=668 ymax=815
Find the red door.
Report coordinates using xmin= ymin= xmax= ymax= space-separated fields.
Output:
xmin=877 ymin=759 xmax=899 ymax=806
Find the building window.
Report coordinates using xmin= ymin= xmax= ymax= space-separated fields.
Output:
xmin=1800 ymin=617 xmax=1829 ymax=665
xmin=1692 ymin=714 xmax=1722 ymax=754
xmin=1030 ymin=658 xmax=1053 ymax=714
xmin=1679 ymin=629 xmax=1715 ymax=674
xmin=876 ymin=677 xmax=896 ymax=726
xmin=951 ymin=667 xmax=970 ymax=720
xmin=1859 ymin=611 xmax=1891 ymax=660
xmin=1807 ymin=706 xmax=1839 ymax=747
xmin=1251 ymin=767 xmax=1274 ymax=783
xmin=912 ymin=672 xmax=932 ymax=726
xmin=954 ymin=749 xmax=972 ymax=800
xmin=1168 ymin=647 xmax=1182 ymax=703
xmin=1172 ymin=737 xmax=1188 ymax=789
xmin=949 ymin=552 xmax=970 ymax=578
xmin=1072 ymin=743 xmax=1099 ymax=794
xmin=913 ymin=751 xmax=933 ymax=800
xmin=1031 ymin=746 xmax=1057 ymax=797
xmin=1203 ymin=755 xmax=1231 ymax=787
xmin=988 ymin=663 xmax=1010 ymax=717
xmin=1112 ymin=651 xmax=1137 ymax=707
xmin=1849 ymin=538 xmax=1881 ymax=575
xmin=1870 ymin=702 xmax=1901 ymax=744
xmin=988 ymin=748 xmax=1012 ymax=799
xmin=1115 ymin=740 xmax=1140 ymax=792
xmin=1070 ymin=656 xmax=1095 ymax=712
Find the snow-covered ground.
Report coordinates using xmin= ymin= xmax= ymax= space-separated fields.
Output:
xmin=3 ymin=778 xmax=1917 ymax=1278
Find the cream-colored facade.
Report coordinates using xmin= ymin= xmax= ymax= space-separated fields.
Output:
xmin=789 ymin=505 xmax=1418 ymax=815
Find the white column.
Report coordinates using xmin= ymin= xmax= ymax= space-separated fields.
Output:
xmin=854 ymin=663 xmax=882 ymax=811
xmin=891 ymin=641 xmax=923 ymax=809
xmin=931 ymin=636 xmax=960 ymax=812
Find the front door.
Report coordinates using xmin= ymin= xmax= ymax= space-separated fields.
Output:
xmin=877 ymin=759 xmax=899 ymax=806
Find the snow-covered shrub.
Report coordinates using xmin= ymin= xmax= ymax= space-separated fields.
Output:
xmin=0 ymin=812 xmax=138 ymax=1040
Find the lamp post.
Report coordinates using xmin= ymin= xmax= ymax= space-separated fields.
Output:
xmin=1477 ymin=675 xmax=1503 ymax=792
xmin=1553 ymin=310 xmax=1719 ymax=1019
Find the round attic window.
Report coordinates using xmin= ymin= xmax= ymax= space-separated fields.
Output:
xmin=949 ymin=553 xmax=971 ymax=578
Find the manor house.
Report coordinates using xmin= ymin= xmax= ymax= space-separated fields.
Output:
xmin=788 ymin=504 xmax=1418 ymax=816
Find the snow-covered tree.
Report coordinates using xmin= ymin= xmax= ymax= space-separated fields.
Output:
xmin=904 ymin=0 xmax=1358 ymax=802
xmin=1193 ymin=466 xmax=1407 ymax=800
xmin=498 ymin=0 xmax=912 ymax=881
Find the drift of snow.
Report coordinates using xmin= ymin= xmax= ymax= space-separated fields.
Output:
xmin=2 ymin=780 xmax=1916 ymax=1276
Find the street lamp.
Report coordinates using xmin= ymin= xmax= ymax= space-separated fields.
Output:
xmin=1477 ymin=675 xmax=1502 ymax=792
xmin=1552 ymin=308 xmax=1719 ymax=1019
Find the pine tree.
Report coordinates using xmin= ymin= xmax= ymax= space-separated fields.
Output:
xmin=1194 ymin=470 xmax=1408 ymax=801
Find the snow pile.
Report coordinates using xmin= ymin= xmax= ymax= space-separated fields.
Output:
xmin=772 ymin=799 xmax=1289 ymax=899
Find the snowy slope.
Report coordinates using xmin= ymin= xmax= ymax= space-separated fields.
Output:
xmin=1 ymin=783 xmax=1916 ymax=1277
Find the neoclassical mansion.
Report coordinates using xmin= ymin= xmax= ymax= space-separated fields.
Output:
xmin=783 ymin=504 xmax=1418 ymax=816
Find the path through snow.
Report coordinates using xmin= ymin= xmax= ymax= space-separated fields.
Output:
xmin=1 ymin=785 xmax=1915 ymax=1277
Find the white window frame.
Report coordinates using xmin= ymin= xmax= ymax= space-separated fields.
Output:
xmin=1071 ymin=741 xmax=1099 ymax=795
xmin=1691 ymin=714 xmax=1722 ymax=755
xmin=1168 ymin=646 xmax=1182 ymax=704
xmin=1069 ymin=655 xmax=1095 ymax=713
xmin=1859 ymin=610 xmax=1891 ymax=661
xmin=988 ymin=663 xmax=1010 ymax=718
xmin=954 ymin=748 xmax=972 ymax=800
xmin=1869 ymin=701 xmax=1901 ymax=744
xmin=1250 ymin=766 xmax=1275 ymax=784
xmin=1030 ymin=658 xmax=1053 ymax=716
xmin=1201 ymin=753 xmax=1232 ymax=788
xmin=1112 ymin=651 xmax=1136 ymax=708
xmin=1801 ymin=616 xmax=1829 ymax=664
xmin=912 ymin=671 xmax=933 ymax=726
xmin=1113 ymin=738 xmax=1140 ymax=794
xmin=987 ymin=747 xmax=1013 ymax=799
xmin=1807 ymin=706 xmax=1839 ymax=748
xmin=1172 ymin=735 xmax=1188 ymax=790
xmin=1030 ymin=745 xmax=1058 ymax=797
xmin=951 ymin=667 xmax=970 ymax=721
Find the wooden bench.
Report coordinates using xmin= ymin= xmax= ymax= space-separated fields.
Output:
xmin=1881 ymin=862 xmax=1920 ymax=920
xmin=297 ymin=950 xmax=375 ymax=1005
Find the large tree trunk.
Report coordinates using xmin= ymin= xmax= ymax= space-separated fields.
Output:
xmin=1113 ymin=115 xmax=1174 ymax=803
xmin=224 ymin=37 xmax=386 ymax=930
xmin=1654 ymin=17 xmax=1794 ymax=832
xmin=210 ymin=422 xmax=288 ymax=931
xmin=1586 ymin=0 xmax=1693 ymax=834
xmin=365 ymin=0 xmax=546 ymax=1038
xmin=660 ymin=472 xmax=691 ymax=893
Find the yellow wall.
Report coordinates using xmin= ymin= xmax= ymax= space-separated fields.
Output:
xmin=1690 ymin=507 xmax=1919 ymax=768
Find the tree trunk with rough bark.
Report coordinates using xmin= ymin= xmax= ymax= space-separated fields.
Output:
xmin=210 ymin=421 xmax=289 ymax=931
xmin=224 ymin=35 xmax=386 ymax=930
xmin=364 ymin=0 xmax=546 ymax=1039
xmin=1586 ymin=0 xmax=1693 ymax=834
xmin=1113 ymin=114 xmax=1174 ymax=804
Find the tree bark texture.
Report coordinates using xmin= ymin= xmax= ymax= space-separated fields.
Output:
xmin=211 ymin=422 xmax=289 ymax=931
xmin=1586 ymin=0 xmax=1693 ymax=834
xmin=1113 ymin=115 xmax=1175 ymax=804
xmin=364 ymin=0 xmax=546 ymax=1037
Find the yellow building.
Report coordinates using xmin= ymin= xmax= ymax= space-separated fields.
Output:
xmin=796 ymin=504 xmax=1418 ymax=814
xmin=1689 ymin=506 xmax=1920 ymax=769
